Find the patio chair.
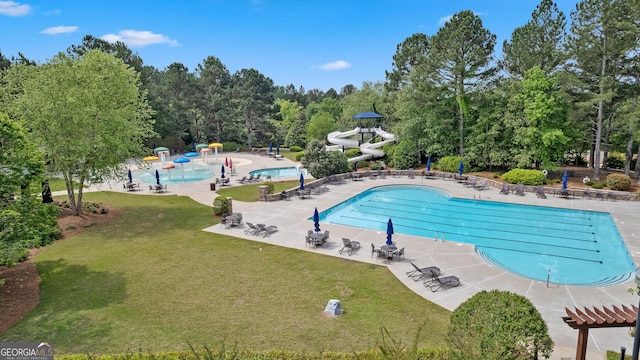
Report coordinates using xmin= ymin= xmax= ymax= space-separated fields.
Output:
xmin=536 ymin=185 xmax=547 ymax=199
xmin=406 ymin=262 xmax=441 ymax=282
xmin=464 ymin=176 xmax=477 ymax=187
xmin=408 ymin=168 xmax=415 ymax=179
xmin=261 ymin=225 xmax=278 ymax=237
xmin=583 ymin=188 xmax=593 ymax=199
xmin=499 ymin=183 xmax=510 ymax=195
xmin=339 ymin=238 xmax=361 ymax=256
xmin=371 ymin=243 xmax=382 ymax=258
xmin=322 ymin=230 xmax=330 ymax=244
xmin=392 ymin=247 xmax=405 ymax=261
xmin=280 ymin=191 xmax=291 ymax=201
xmin=377 ymin=168 xmax=385 ymax=179
xmin=305 ymin=230 xmax=314 ymax=247
xmin=425 ymin=275 xmax=461 ymax=292
xmin=516 ymin=184 xmax=525 ymax=196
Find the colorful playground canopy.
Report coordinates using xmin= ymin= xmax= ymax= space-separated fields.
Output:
xmin=209 ymin=143 xmax=223 ymax=149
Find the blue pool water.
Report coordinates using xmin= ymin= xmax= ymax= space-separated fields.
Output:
xmin=249 ymin=167 xmax=303 ymax=178
xmin=318 ymin=185 xmax=635 ymax=286
xmin=134 ymin=165 xmax=215 ymax=184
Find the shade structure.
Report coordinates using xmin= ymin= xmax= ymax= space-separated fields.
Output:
xmin=153 ymin=146 xmax=169 ymax=155
xmin=162 ymin=163 xmax=175 ymax=179
xmin=200 ymin=148 xmax=211 ymax=164
xmin=185 ymin=152 xmax=199 ymax=157
xmin=299 ymin=173 xmax=305 ymax=190
xmin=352 ymin=111 xmax=384 ymax=119
xmin=196 ymin=143 xmax=209 ymax=151
xmin=562 ymin=171 xmax=568 ymax=191
xmin=127 ymin=169 xmax=133 ymax=183
xmin=427 ymin=156 xmax=431 ymax=172
xmin=208 ymin=142 xmax=223 ymax=149
xmin=144 ymin=156 xmax=159 ymax=162
xmin=155 ymin=170 xmax=160 ymax=185
xmin=221 ymin=165 xmax=225 ymax=179
xmin=313 ymin=207 xmax=321 ymax=232
xmin=173 ymin=157 xmax=190 ymax=178
xmin=458 ymin=160 xmax=464 ymax=175
xmin=386 ymin=218 xmax=394 ymax=246
xmin=276 ymin=144 xmax=280 ymax=155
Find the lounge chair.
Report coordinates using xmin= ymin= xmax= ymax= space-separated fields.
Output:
xmin=252 ymin=174 xmax=262 ymax=182
xmin=516 ymin=184 xmax=525 ymax=196
xmin=339 ymin=238 xmax=361 ymax=256
xmin=261 ymin=225 xmax=278 ymax=237
xmin=408 ymin=168 xmax=415 ymax=179
xmin=475 ymin=178 xmax=488 ymax=190
xmin=244 ymin=222 xmax=259 ymax=235
xmin=406 ymin=262 xmax=440 ymax=282
xmin=236 ymin=176 xmax=247 ymax=183
xmin=464 ymin=176 xmax=477 ymax=187
xmin=499 ymin=183 xmax=510 ymax=195
xmin=377 ymin=168 xmax=385 ymax=179
xmin=535 ymin=185 xmax=546 ymax=199
xmin=583 ymin=188 xmax=593 ymax=199
xmin=253 ymin=223 xmax=267 ymax=236
xmin=246 ymin=174 xmax=255 ymax=182
xmin=425 ymin=275 xmax=461 ymax=292
xmin=280 ymin=191 xmax=291 ymax=200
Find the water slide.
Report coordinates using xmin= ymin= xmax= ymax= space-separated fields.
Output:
xmin=326 ymin=127 xmax=395 ymax=163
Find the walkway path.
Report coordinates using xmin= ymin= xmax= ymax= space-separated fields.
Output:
xmin=84 ymin=153 xmax=640 ymax=360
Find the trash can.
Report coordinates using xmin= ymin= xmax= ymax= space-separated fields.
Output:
xmin=210 ymin=183 xmax=216 ymax=191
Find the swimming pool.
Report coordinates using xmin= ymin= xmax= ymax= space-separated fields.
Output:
xmin=134 ymin=166 xmax=215 ymax=184
xmin=318 ymin=185 xmax=635 ymax=286
xmin=249 ymin=166 xmax=303 ymax=178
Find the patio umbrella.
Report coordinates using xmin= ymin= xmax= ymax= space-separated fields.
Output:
xmin=225 ymin=157 xmax=228 ymax=167
xmin=221 ymin=165 xmax=225 ymax=179
xmin=458 ymin=160 xmax=464 ymax=175
xmin=562 ymin=171 xmax=568 ymax=191
xmin=269 ymin=142 xmax=273 ymax=153
xmin=229 ymin=158 xmax=233 ymax=171
xmin=127 ymin=169 xmax=133 ymax=183
xmin=386 ymin=218 xmax=394 ymax=246
xmin=155 ymin=170 xmax=160 ymax=185
xmin=299 ymin=173 xmax=305 ymax=190
xmin=276 ymin=144 xmax=280 ymax=155
xmin=353 ymin=162 xmax=357 ymax=172
xmin=313 ymin=207 xmax=321 ymax=232
xmin=191 ymin=140 xmax=196 ymax=150
xmin=427 ymin=156 xmax=431 ymax=172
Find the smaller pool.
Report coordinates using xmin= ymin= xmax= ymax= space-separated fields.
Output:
xmin=249 ymin=167 xmax=303 ymax=178
xmin=134 ymin=166 xmax=215 ymax=184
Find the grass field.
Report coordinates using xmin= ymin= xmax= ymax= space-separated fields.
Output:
xmin=1 ymin=192 xmax=451 ymax=355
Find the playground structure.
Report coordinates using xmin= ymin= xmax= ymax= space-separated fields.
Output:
xmin=326 ymin=127 xmax=395 ymax=163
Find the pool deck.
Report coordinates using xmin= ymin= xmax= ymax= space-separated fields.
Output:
xmin=89 ymin=153 xmax=640 ymax=360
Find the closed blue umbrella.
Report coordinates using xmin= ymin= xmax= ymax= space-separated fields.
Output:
xmin=313 ymin=207 xmax=320 ymax=232
xmin=458 ymin=160 xmax=464 ymax=175
xmin=127 ymin=169 xmax=133 ymax=183
xmin=386 ymin=218 xmax=394 ymax=246
xmin=299 ymin=173 xmax=305 ymax=190
xmin=353 ymin=162 xmax=357 ymax=172
xmin=191 ymin=140 xmax=195 ymax=150
xmin=155 ymin=170 xmax=160 ymax=185
xmin=276 ymin=144 xmax=280 ymax=155
xmin=269 ymin=142 xmax=273 ymax=153
xmin=427 ymin=156 xmax=431 ymax=172
xmin=221 ymin=165 xmax=225 ymax=179
xmin=562 ymin=171 xmax=568 ymax=191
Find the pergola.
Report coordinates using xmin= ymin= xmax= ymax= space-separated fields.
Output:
xmin=563 ymin=304 xmax=638 ymax=360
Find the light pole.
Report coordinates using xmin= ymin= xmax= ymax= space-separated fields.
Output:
xmin=632 ymin=268 xmax=640 ymax=360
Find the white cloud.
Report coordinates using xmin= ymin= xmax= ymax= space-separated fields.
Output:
xmin=319 ymin=60 xmax=351 ymax=71
xmin=0 ymin=1 xmax=32 ymax=16
xmin=41 ymin=25 xmax=78 ymax=35
xmin=101 ymin=30 xmax=179 ymax=47
xmin=437 ymin=15 xmax=452 ymax=26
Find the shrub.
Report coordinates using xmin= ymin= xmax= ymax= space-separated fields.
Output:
xmin=393 ymin=140 xmax=419 ymax=170
xmin=501 ymin=169 xmax=546 ymax=185
xmin=382 ymin=143 xmax=396 ymax=168
xmin=295 ymin=151 xmax=304 ymax=161
xmin=212 ymin=196 xmax=231 ymax=216
xmin=592 ymin=182 xmax=606 ymax=189
xmin=356 ymin=160 xmax=369 ymax=169
xmin=369 ymin=163 xmax=383 ymax=170
xmin=222 ymin=141 xmax=243 ymax=152
xmin=261 ymin=181 xmax=275 ymax=194
xmin=584 ymin=180 xmax=595 ymax=186
xmin=289 ymin=145 xmax=303 ymax=152
xmin=493 ymin=172 xmax=500 ymax=179
xmin=606 ymin=173 xmax=632 ymax=191
xmin=605 ymin=152 xmax=625 ymax=169
xmin=345 ymin=148 xmax=361 ymax=159
xmin=435 ymin=156 xmax=467 ymax=173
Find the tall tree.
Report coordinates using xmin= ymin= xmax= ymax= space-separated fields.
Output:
xmin=232 ymin=68 xmax=274 ymax=149
xmin=428 ymin=10 xmax=496 ymax=157
xmin=196 ymin=56 xmax=234 ymax=142
xmin=385 ymin=33 xmax=431 ymax=92
xmin=67 ymin=35 xmax=144 ymax=73
xmin=567 ymin=0 xmax=637 ymax=179
xmin=501 ymin=0 xmax=567 ymax=78
xmin=8 ymin=51 xmax=154 ymax=215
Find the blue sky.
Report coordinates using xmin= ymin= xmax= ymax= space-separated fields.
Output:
xmin=1 ymin=0 xmax=578 ymax=91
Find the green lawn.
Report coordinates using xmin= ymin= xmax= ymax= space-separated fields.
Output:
xmin=1 ymin=192 xmax=451 ymax=355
